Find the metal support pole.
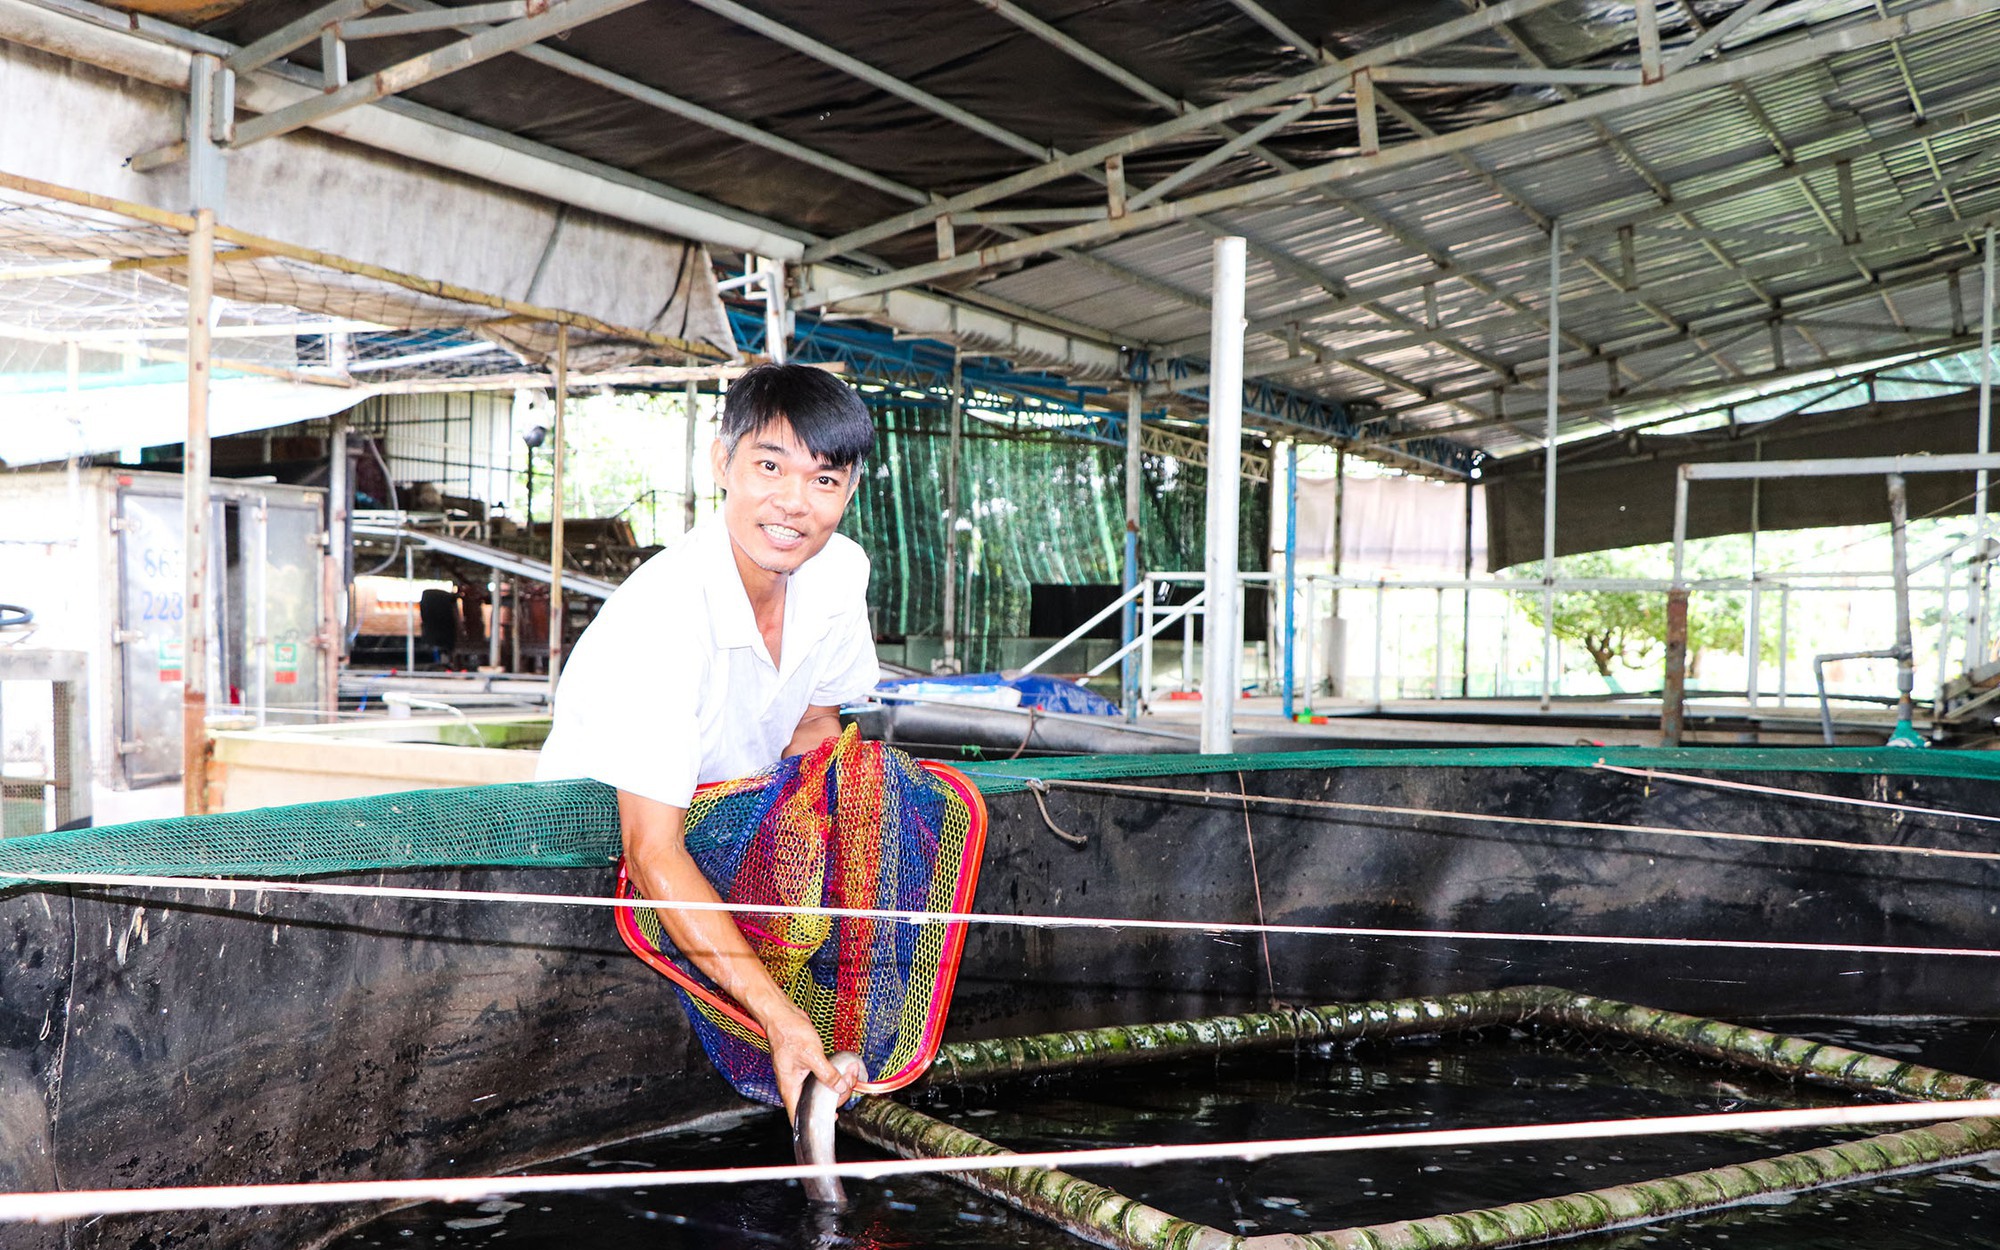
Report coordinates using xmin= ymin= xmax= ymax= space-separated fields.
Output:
xmin=1302 ymin=574 xmax=1318 ymax=704
xmin=1974 ymin=225 xmax=1996 ymax=668
xmin=1433 ymin=586 xmax=1445 ymax=699
xmin=1777 ymin=584 xmax=1789 ymax=708
xmin=1662 ymin=466 xmax=1692 ymax=745
xmin=509 ymin=578 xmax=522 ymax=673
xmin=548 ymin=324 xmax=569 ymax=692
xmin=941 ymin=348 xmax=963 ymax=674
xmin=253 ymin=500 xmax=269 ymax=726
xmin=1372 ymin=579 xmax=1386 ymax=710
xmin=1141 ymin=575 xmax=1156 ymax=699
xmin=404 ymin=545 xmax=417 ymax=672
xmin=1540 ymin=221 xmax=1561 ymax=713
xmin=1888 ymin=474 xmax=1918 ymax=739
xmin=1331 ymin=447 xmax=1345 ymax=625
xmin=683 ymin=378 xmax=700 ymax=533
xmin=1281 ymin=441 xmax=1298 ymax=720
xmin=1747 ymin=439 xmax=1761 ymax=707
xmin=181 ymin=206 xmax=214 ymax=816
xmin=1200 ymin=236 xmax=1246 ymax=754
xmin=488 ymin=573 xmax=503 ymax=669
xmin=1461 ymin=475 xmax=1473 ymax=697
xmin=328 ymin=415 xmax=350 ymax=655
xmin=1122 ymin=387 xmax=1142 ymax=721
xmin=1936 ymin=560 xmax=1955 ymax=716
xmin=763 ymin=258 xmax=788 ymax=364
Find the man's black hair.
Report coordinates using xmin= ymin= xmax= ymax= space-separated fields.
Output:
xmin=720 ymin=363 xmax=875 ymax=470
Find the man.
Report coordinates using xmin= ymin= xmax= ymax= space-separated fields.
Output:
xmin=536 ymin=363 xmax=880 ymax=1118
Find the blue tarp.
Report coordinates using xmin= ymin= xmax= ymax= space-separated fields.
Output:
xmin=875 ymin=671 xmax=1120 ymax=716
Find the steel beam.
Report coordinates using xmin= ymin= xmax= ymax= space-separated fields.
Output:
xmin=800 ymin=0 xmax=1579 ymax=264
xmin=798 ymin=1 xmax=1988 ymax=309
xmin=1223 ymin=93 xmax=2000 ymax=344
xmin=225 ymin=0 xmax=390 ymax=74
xmin=229 ymin=0 xmax=654 ymax=148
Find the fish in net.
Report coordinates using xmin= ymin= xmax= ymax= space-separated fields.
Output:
xmin=614 ymin=727 xmax=987 ymax=1104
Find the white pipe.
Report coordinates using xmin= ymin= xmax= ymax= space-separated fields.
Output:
xmin=1541 ymin=220 xmax=1561 ymax=711
xmin=1976 ymin=224 xmax=1995 ymax=667
xmin=1200 ymin=237 xmax=1245 ymax=754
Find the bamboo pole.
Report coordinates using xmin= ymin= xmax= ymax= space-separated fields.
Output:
xmin=868 ymin=986 xmax=2000 ymax=1250
xmin=182 ymin=208 xmax=214 ymax=816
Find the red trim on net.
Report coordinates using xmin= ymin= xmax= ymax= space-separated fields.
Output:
xmin=613 ymin=859 xmax=768 ymax=1041
xmin=609 ymin=759 xmax=990 ymax=1094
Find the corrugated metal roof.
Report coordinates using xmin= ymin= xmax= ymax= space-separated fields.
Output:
xmin=101 ymin=0 xmax=2000 ymax=476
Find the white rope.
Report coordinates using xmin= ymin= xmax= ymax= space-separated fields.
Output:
xmin=4 ymin=1099 xmax=1997 ymax=1224
xmin=20 ymin=870 xmax=2000 ymax=961
xmin=1590 ymin=761 xmax=2000 ymax=827
xmin=1000 ymin=776 xmax=2000 ymax=867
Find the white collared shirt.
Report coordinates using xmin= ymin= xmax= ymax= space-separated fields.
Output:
xmin=534 ymin=518 xmax=880 ymax=807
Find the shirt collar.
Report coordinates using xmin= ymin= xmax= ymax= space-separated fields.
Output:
xmin=698 ymin=520 xmax=763 ymax=652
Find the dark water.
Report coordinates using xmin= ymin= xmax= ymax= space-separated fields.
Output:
xmin=345 ymin=1018 xmax=2000 ymax=1249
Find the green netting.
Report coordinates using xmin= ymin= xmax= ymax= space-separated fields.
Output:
xmin=952 ymin=745 xmax=2000 ymax=795
xmin=842 ymin=405 xmax=1270 ymax=672
xmin=0 ymin=780 xmax=621 ymax=888
xmin=5 ymin=747 xmax=1999 ymax=883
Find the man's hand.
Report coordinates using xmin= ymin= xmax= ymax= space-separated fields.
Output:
xmin=764 ymin=1001 xmax=857 ymax=1121
xmin=618 ymin=789 xmax=850 ymax=1120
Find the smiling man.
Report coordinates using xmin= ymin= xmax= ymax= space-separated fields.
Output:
xmin=536 ymin=363 xmax=880 ymax=1117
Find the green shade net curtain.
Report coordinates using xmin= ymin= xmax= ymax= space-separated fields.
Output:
xmin=842 ymin=405 xmax=1270 ymax=673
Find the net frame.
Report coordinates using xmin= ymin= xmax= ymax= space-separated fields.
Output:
xmin=613 ymin=735 xmax=988 ymax=1099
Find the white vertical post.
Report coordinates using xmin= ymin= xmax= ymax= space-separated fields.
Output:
xmin=548 ymin=325 xmax=569 ymax=694
xmin=181 ymin=207 xmax=214 ymax=816
xmin=1541 ymin=220 xmax=1561 ymax=711
xmin=763 ymin=258 xmax=788 ymax=364
xmin=1200 ymin=236 xmax=1246 ymax=754
xmin=1975 ymin=226 xmax=1996 ymax=668
xmin=1372 ymin=579 xmax=1386 ymax=709
xmin=1747 ymin=439 xmax=1761 ymax=706
xmin=404 ymin=545 xmax=417 ymax=672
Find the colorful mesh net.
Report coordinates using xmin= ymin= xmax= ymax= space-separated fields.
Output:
xmin=614 ymin=728 xmax=987 ymax=1105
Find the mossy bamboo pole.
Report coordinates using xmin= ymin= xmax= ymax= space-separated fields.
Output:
xmin=871 ymin=986 xmax=2000 ymax=1250
xmin=846 ymin=1097 xmax=1239 ymax=1250
xmin=925 ymin=988 xmax=1544 ymax=1086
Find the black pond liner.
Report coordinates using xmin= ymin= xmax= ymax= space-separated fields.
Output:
xmin=847 ymin=985 xmax=2000 ymax=1250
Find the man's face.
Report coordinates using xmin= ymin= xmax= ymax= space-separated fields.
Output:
xmin=711 ymin=416 xmax=857 ymax=580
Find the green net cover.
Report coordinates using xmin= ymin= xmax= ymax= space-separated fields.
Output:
xmin=3 ymin=747 xmax=1998 ymax=885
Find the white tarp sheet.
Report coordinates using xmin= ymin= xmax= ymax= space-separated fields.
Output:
xmin=0 ymin=379 xmax=367 ymax=466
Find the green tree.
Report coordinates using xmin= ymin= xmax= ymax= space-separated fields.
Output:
xmin=1511 ymin=544 xmax=1768 ymax=684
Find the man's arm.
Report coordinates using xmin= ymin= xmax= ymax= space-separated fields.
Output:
xmin=784 ymin=703 xmax=844 ymax=757
xmin=618 ymin=789 xmax=854 ymax=1119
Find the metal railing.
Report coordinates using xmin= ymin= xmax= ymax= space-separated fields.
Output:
xmin=1020 ymin=561 xmax=1990 ymax=726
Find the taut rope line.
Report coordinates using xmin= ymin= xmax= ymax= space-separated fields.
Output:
xmin=985 ymin=774 xmax=2000 ymax=866
xmin=1589 ymin=761 xmax=2000 ymax=825
xmin=17 ymin=869 xmax=2000 ymax=961
xmin=2 ymin=1099 xmax=1998 ymax=1223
